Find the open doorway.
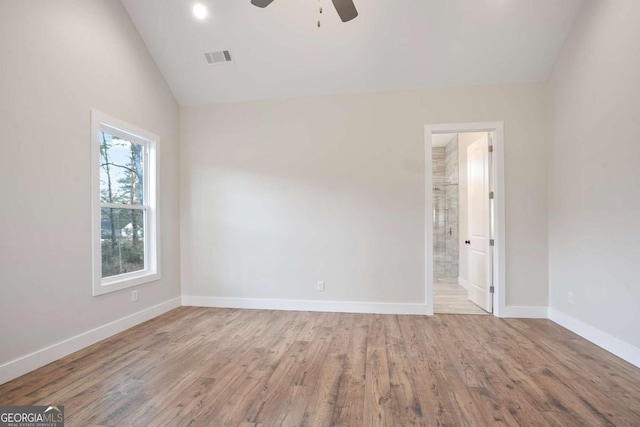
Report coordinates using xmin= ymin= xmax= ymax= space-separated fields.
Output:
xmin=432 ymin=132 xmax=488 ymax=314
xmin=425 ymin=123 xmax=506 ymax=316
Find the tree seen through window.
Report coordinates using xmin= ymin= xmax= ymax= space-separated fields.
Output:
xmin=99 ymin=132 xmax=145 ymax=277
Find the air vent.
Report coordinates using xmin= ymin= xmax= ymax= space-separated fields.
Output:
xmin=204 ymin=50 xmax=232 ymax=64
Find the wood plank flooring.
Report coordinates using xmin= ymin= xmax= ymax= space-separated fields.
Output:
xmin=1 ymin=307 xmax=639 ymax=426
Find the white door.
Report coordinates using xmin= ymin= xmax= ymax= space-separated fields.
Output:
xmin=466 ymin=135 xmax=492 ymax=312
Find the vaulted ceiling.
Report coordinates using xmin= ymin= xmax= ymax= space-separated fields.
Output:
xmin=122 ymin=0 xmax=583 ymax=105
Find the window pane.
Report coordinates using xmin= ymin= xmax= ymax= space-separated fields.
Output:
xmin=101 ymin=208 xmax=145 ymax=278
xmin=99 ymin=131 xmax=144 ymax=205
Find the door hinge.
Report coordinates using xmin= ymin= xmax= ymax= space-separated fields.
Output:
xmin=490 ymin=239 xmax=495 ymax=246
xmin=489 ymin=191 xmax=494 ymax=199
xmin=488 ymin=145 xmax=494 ymax=153
xmin=489 ymin=286 xmax=495 ymax=293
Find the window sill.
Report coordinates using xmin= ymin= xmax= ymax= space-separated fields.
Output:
xmin=92 ymin=271 xmax=161 ymax=296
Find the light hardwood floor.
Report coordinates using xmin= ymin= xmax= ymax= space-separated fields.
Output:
xmin=1 ymin=307 xmax=639 ymax=426
xmin=434 ymin=276 xmax=489 ymax=315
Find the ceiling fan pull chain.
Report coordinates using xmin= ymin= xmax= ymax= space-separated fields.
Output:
xmin=318 ymin=0 xmax=322 ymax=27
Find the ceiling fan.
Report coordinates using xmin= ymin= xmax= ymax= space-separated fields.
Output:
xmin=250 ymin=0 xmax=358 ymax=23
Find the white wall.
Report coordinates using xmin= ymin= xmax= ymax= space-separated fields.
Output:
xmin=549 ymin=0 xmax=640 ymax=349
xmin=0 ymin=0 xmax=180 ymax=366
xmin=457 ymin=132 xmax=487 ymax=285
xmin=181 ymin=83 xmax=549 ymax=309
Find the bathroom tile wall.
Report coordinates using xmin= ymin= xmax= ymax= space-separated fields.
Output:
xmin=444 ymin=137 xmax=459 ymax=278
xmin=432 ymin=147 xmax=446 ymax=182
xmin=432 ymin=138 xmax=459 ymax=278
xmin=432 ymin=147 xmax=446 ymax=276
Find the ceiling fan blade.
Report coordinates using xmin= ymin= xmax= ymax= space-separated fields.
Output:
xmin=331 ymin=0 xmax=358 ymax=22
xmin=251 ymin=0 xmax=275 ymax=8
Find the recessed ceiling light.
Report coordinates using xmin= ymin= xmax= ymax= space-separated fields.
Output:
xmin=193 ymin=3 xmax=208 ymax=20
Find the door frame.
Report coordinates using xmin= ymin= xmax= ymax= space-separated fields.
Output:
xmin=424 ymin=122 xmax=506 ymax=317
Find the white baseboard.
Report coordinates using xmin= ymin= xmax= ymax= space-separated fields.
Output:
xmin=499 ymin=305 xmax=549 ymax=318
xmin=458 ymin=276 xmax=471 ymax=290
xmin=0 ymin=297 xmax=181 ymax=385
xmin=182 ymin=296 xmax=429 ymax=315
xmin=548 ymin=308 xmax=640 ymax=369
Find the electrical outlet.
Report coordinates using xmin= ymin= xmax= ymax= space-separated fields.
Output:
xmin=131 ymin=289 xmax=138 ymax=302
xmin=317 ymin=281 xmax=325 ymax=292
xmin=568 ymin=292 xmax=574 ymax=305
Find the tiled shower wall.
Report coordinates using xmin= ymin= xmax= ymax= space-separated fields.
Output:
xmin=432 ymin=137 xmax=459 ymax=278
xmin=433 ymin=147 xmax=446 ymax=276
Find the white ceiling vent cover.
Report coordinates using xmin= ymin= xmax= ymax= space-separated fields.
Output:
xmin=204 ymin=50 xmax=232 ymax=64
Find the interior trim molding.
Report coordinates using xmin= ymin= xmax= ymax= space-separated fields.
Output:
xmin=182 ymin=296 xmax=429 ymax=315
xmin=548 ymin=308 xmax=640 ymax=369
xmin=0 ymin=297 xmax=181 ymax=385
xmin=499 ymin=305 xmax=549 ymax=318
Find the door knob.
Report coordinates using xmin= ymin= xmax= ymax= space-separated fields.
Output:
xmin=465 ymin=240 xmax=470 ymax=245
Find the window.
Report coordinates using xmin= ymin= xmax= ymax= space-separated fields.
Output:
xmin=91 ymin=111 xmax=160 ymax=295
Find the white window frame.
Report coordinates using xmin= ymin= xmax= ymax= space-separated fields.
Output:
xmin=91 ymin=110 xmax=161 ymax=296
